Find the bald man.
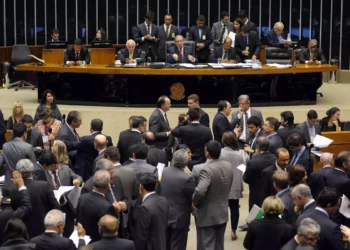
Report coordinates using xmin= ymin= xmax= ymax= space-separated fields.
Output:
xmin=88 ymin=215 xmax=134 ymax=249
xmin=267 ymin=22 xmax=289 ymax=47
xmin=168 ymin=35 xmax=197 ymax=64
xmin=117 ymin=39 xmax=145 ymax=64
xmin=209 ymin=37 xmax=241 ymax=63
xmin=92 ymin=135 xmax=108 ymax=172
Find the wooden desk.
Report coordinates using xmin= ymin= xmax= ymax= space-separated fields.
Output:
xmin=42 ymin=49 xmax=65 ymax=64
xmin=5 ymin=130 xmax=12 ymax=142
xmin=89 ymin=48 xmax=116 ymax=65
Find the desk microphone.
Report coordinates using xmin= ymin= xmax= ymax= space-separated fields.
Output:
xmin=48 ymin=128 xmax=53 ymax=151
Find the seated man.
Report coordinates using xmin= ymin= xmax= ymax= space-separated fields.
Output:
xmin=117 ymin=39 xmax=145 ymax=64
xmin=234 ymin=25 xmax=261 ymax=62
xmin=44 ymin=29 xmax=60 ymax=48
xmin=167 ymin=35 xmax=197 ymax=64
xmin=64 ymin=39 xmax=90 ymax=66
xmin=266 ymin=22 xmax=290 ymax=48
xmin=208 ymin=37 xmax=241 ymax=63
xmin=299 ymin=39 xmax=326 ymax=64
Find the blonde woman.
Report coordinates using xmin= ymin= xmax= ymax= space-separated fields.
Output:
xmin=52 ymin=140 xmax=72 ymax=168
xmin=7 ymin=102 xmax=24 ymax=129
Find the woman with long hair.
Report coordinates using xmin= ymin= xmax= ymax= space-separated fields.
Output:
xmin=91 ymin=29 xmax=106 ymax=42
xmin=52 ymin=140 xmax=71 ymax=168
xmin=319 ymin=107 xmax=341 ymax=132
xmin=34 ymin=90 xmax=62 ymax=124
xmin=228 ymin=18 xmax=244 ymax=47
xmin=6 ymin=101 xmax=25 ymax=129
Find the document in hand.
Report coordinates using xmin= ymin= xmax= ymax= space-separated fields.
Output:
xmin=67 ymin=186 xmax=81 ymax=210
xmin=157 ymin=163 xmax=166 ymax=177
xmin=312 ymin=134 xmax=333 ymax=148
xmin=69 ymin=229 xmax=91 ymax=247
xmin=340 ymin=195 xmax=350 ymax=218
xmin=246 ymin=204 xmax=263 ymax=223
xmin=237 ymin=164 xmax=247 ymax=173
xmin=53 ymin=186 xmax=75 ymax=202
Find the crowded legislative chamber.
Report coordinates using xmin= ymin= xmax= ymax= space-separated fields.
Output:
xmin=1 ymin=0 xmax=350 ymax=250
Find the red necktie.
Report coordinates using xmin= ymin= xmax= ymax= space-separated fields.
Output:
xmin=180 ymin=49 xmax=184 ymax=63
xmin=52 ymin=170 xmax=61 ymax=189
xmin=73 ymin=129 xmax=79 ymax=141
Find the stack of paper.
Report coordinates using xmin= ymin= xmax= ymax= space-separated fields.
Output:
xmin=157 ymin=163 xmax=166 ymax=177
xmin=244 ymin=59 xmax=261 ymax=64
xmin=340 ymin=195 xmax=350 ymax=218
xmin=53 ymin=186 xmax=75 ymax=202
xmin=124 ymin=63 xmax=137 ymax=67
xmin=313 ymin=135 xmax=333 ymax=148
xmin=179 ymin=63 xmax=196 ymax=68
xmin=208 ymin=63 xmax=224 ymax=69
xmin=266 ymin=63 xmax=292 ymax=69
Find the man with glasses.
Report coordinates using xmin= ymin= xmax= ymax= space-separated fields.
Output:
xmin=168 ymin=35 xmax=196 ymax=64
xmin=267 ymin=22 xmax=290 ymax=48
xmin=299 ymin=39 xmax=326 ymax=65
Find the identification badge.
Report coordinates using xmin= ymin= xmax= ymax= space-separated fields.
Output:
xmin=245 ymin=46 xmax=249 ymax=52
xmin=172 ymin=33 xmax=175 ymax=38
xmin=202 ymin=35 xmax=206 ymax=40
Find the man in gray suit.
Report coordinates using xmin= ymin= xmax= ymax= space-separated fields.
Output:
xmin=211 ymin=11 xmax=233 ymax=50
xmin=160 ymin=149 xmax=196 ymax=250
xmin=296 ymin=110 xmax=321 ymax=144
xmin=157 ymin=14 xmax=179 ymax=62
xmin=0 ymin=123 xmax=36 ymax=187
xmin=192 ymin=162 xmax=207 ymax=185
xmin=193 ymin=140 xmax=233 ymax=250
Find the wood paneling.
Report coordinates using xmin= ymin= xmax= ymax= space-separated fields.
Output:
xmin=89 ymin=48 xmax=116 ymax=65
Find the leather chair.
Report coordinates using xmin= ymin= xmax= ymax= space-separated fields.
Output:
xmin=165 ymin=40 xmax=195 ymax=63
xmin=265 ymin=47 xmax=293 ymax=64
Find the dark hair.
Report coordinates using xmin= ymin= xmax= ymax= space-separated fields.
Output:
xmin=142 ymin=131 xmax=155 ymax=145
xmin=67 ymin=111 xmax=80 ymax=125
xmin=326 ymin=107 xmax=340 ymax=118
xmin=266 ymin=117 xmax=280 ymax=131
xmin=206 ymin=140 xmax=221 ymax=159
xmin=178 ymin=114 xmax=186 ymax=124
xmin=51 ymin=28 xmax=59 ymax=34
xmin=132 ymin=117 xmax=143 ymax=129
xmin=241 ymin=24 xmax=250 ymax=33
xmin=288 ymin=164 xmax=306 ymax=186
xmin=156 ymin=95 xmax=168 ymax=108
xmin=256 ymin=137 xmax=270 ymax=152
xmin=145 ymin=11 xmax=154 ymax=20
xmin=91 ymin=119 xmax=103 ymax=132
xmin=188 ymin=108 xmax=200 ymax=121
xmin=40 ymin=89 xmax=57 ymax=107
xmin=247 ymin=116 xmax=262 ymax=128
xmin=287 ymin=133 xmax=304 ymax=148
xmin=317 ymin=187 xmax=339 ymax=208
xmin=334 ymin=152 xmax=350 ymax=169
xmin=38 ymin=150 xmax=58 ymax=166
xmin=13 ymin=123 xmax=27 ymax=138
xmin=134 ymin=143 xmax=149 ymax=159
xmin=222 ymin=131 xmax=239 ymax=150
xmin=104 ymin=146 xmax=120 ymax=162
xmin=188 ymin=94 xmax=200 ymax=103
xmin=138 ymin=116 xmax=147 ymax=124
xmin=197 ymin=15 xmax=206 ymax=22
xmin=218 ymin=100 xmax=229 ymax=112
xmin=238 ymin=10 xmax=248 ymax=19
xmin=233 ymin=18 xmax=244 ymax=32
xmin=177 ymin=144 xmax=189 ymax=151
xmin=164 ymin=13 xmax=172 ymax=18
xmin=74 ymin=39 xmax=82 ymax=46
xmin=139 ymin=173 xmax=157 ymax=191
xmin=22 ymin=114 xmax=33 ymax=124
xmin=128 ymin=144 xmax=139 ymax=158
xmin=97 ymin=29 xmax=106 ymax=39
xmin=280 ymin=111 xmax=294 ymax=126
xmin=4 ymin=219 xmax=29 ymax=241
xmin=37 ymin=107 xmax=52 ymax=120
xmin=307 ymin=110 xmax=318 ymax=120
xmin=220 ymin=11 xmax=230 ymax=19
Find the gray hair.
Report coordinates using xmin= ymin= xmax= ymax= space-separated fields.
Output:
xmin=292 ymin=184 xmax=313 ymax=199
xmin=238 ymin=94 xmax=250 ymax=104
xmin=126 ymin=39 xmax=136 ymax=47
xmin=172 ymin=149 xmax=188 ymax=169
xmin=93 ymin=169 xmax=111 ymax=189
xmin=274 ymin=22 xmax=284 ymax=29
xmin=320 ymin=152 xmax=333 ymax=164
xmin=175 ymin=35 xmax=184 ymax=41
xmin=296 ymin=246 xmax=315 ymax=250
xmin=308 ymin=39 xmax=318 ymax=45
xmin=298 ymin=218 xmax=321 ymax=235
xmin=44 ymin=209 xmax=65 ymax=229
xmin=16 ymin=159 xmax=34 ymax=179
xmin=96 ymin=159 xmax=114 ymax=171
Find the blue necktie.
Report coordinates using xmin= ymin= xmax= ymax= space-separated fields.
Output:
xmin=199 ymin=28 xmax=202 ymax=39
xmin=245 ymin=36 xmax=249 ymax=45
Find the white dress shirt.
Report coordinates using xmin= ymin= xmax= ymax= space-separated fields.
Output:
xmin=142 ymin=191 xmax=156 ymax=202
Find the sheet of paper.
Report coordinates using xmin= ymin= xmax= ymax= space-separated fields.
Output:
xmin=157 ymin=163 xmax=166 ymax=177
xmin=237 ymin=164 xmax=247 ymax=173
xmin=208 ymin=63 xmax=224 ymax=69
xmin=0 ymin=175 xmax=4 ymax=183
xmin=195 ymin=64 xmax=208 ymax=68
xmin=266 ymin=63 xmax=292 ymax=69
xmin=67 ymin=186 xmax=81 ymax=210
xmin=340 ymin=195 xmax=350 ymax=218
xmin=179 ymin=63 xmax=196 ymax=68
xmin=311 ymin=151 xmax=323 ymax=157
xmin=124 ymin=63 xmax=137 ymax=67
xmin=69 ymin=229 xmax=91 ymax=247
xmin=228 ymin=32 xmax=236 ymax=47
xmin=246 ymin=204 xmax=262 ymax=223
xmin=53 ymin=186 xmax=75 ymax=202
xmin=313 ymin=134 xmax=333 ymax=148
xmin=42 ymin=135 xmax=49 ymax=144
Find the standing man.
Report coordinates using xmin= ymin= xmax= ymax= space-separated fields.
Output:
xmin=187 ymin=94 xmax=209 ymax=127
xmin=292 ymin=184 xmax=316 ymax=227
xmin=243 ymin=116 xmax=265 ymax=156
xmin=278 ymin=111 xmax=306 ymax=148
xmin=212 ymin=100 xmax=234 ymax=144
xmin=211 ymin=11 xmax=233 ymax=50
xmin=238 ymin=10 xmax=258 ymax=32
xmin=133 ymin=11 xmax=158 ymax=61
xmin=287 ymin=133 xmax=313 ymax=175
xmin=263 ymin=117 xmax=283 ymax=155
xmin=193 ymin=140 xmax=233 ymax=250
xmin=188 ymin=15 xmax=213 ymax=63
xmin=234 ymin=25 xmax=261 ymax=62
xmin=296 ymin=110 xmax=321 ymax=144
xmin=157 ymin=14 xmax=178 ymax=62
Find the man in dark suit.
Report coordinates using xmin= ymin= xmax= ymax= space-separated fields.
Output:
xmin=64 ymin=39 xmax=90 ymax=65
xmin=44 ymin=28 xmax=60 ymax=48
xmin=193 ymin=141 xmax=233 ymax=250
xmin=117 ymin=39 xmax=146 ymax=64
xmin=297 ymin=110 xmax=321 ymax=144
xmin=159 ymin=149 xmax=196 ymax=250
xmin=172 ymin=108 xmax=212 ymax=169
xmin=22 ymin=114 xmax=44 ymax=151
xmin=187 ymin=94 xmax=209 ymax=127
xmin=167 ymin=35 xmax=197 ymax=64
xmin=92 ymin=134 xmax=109 ymax=173
xmin=211 ymin=11 xmax=234 ymax=50
xmin=243 ymin=116 xmax=265 ymax=156
xmin=133 ymin=11 xmax=158 ymax=61
xmin=299 ymin=39 xmax=327 ymax=64
xmin=128 ymin=173 xmax=169 ymax=250
xmin=212 ymin=100 xmax=234 ymax=144
xmin=292 ymin=184 xmax=317 ymax=227
xmin=30 ymin=209 xmax=86 ymax=249
xmin=188 ymin=15 xmax=213 ymax=63
xmin=235 ymin=25 xmax=261 ymax=62
xmin=157 ymin=14 xmax=178 ymax=62
xmin=208 ymin=37 xmax=241 ymax=63
xmin=77 ymin=169 xmax=121 ymax=243
xmin=278 ymin=111 xmax=307 ymax=148
xmin=75 ymin=119 xmax=113 ymax=181
xmin=0 ymin=123 xmax=36 ymax=187
xmin=238 ymin=10 xmax=258 ymax=32
xmin=263 ymin=117 xmax=283 ymax=155
xmin=287 ymin=133 xmax=313 ymax=175
xmin=142 ymin=131 xmax=168 ymax=167
xmin=117 ymin=117 xmax=143 ymax=164
xmin=90 ymin=215 xmax=134 ymax=250
xmin=0 ymin=109 xmax=6 ymax=150
xmin=267 ymin=22 xmax=290 ymax=48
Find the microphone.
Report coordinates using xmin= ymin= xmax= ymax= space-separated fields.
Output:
xmin=62 ymin=114 xmax=66 ymax=124
xmin=48 ymin=128 xmax=53 ymax=151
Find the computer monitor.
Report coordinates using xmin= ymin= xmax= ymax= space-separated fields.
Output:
xmin=91 ymin=40 xmax=112 ymax=48
xmin=46 ymin=41 xmax=68 ymax=49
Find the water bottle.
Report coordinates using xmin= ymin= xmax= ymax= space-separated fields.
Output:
xmin=147 ymin=57 xmax=152 ymax=66
xmin=287 ymin=33 xmax=291 ymax=41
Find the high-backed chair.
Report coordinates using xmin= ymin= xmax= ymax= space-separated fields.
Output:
xmin=265 ymin=47 xmax=293 ymax=64
xmin=165 ymin=41 xmax=195 ymax=63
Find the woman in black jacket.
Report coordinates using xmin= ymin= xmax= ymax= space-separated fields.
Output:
xmin=319 ymin=107 xmax=341 ymax=132
xmin=33 ymin=90 xmax=62 ymax=125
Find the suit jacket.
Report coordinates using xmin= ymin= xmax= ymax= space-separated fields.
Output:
xmin=0 ymin=238 xmax=36 ymax=250
xmin=322 ymin=168 xmax=350 ymax=200
xmin=167 ymin=45 xmax=197 ymax=64
xmin=231 ymin=108 xmax=263 ymax=142
xmin=243 ymin=214 xmax=293 ymax=250
xmin=299 ymin=48 xmax=327 ymax=64
xmin=30 ymin=232 xmax=85 ymax=250
xmin=208 ymin=47 xmax=241 ymax=63
xmin=188 ymin=25 xmax=213 ymax=61
xmin=159 ymin=167 xmax=195 ymax=228
xmin=64 ymin=47 xmax=90 ymax=64
xmin=246 ymin=20 xmax=258 ymax=32
xmin=267 ymin=133 xmax=283 ymax=155
xmin=117 ymin=48 xmax=146 ymax=64
xmin=308 ymin=166 xmax=333 ymax=199
xmin=133 ymin=22 xmax=158 ymax=58
xmin=117 ymin=130 xmax=142 ymax=164
xmin=281 ymin=237 xmax=299 ymax=250
xmin=27 ymin=128 xmax=44 ymax=148
xmin=0 ymin=110 xmax=6 ymax=149
xmin=199 ymin=108 xmax=210 ymax=127
xmin=0 ymin=138 xmax=36 ymax=187
xmin=295 ymin=200 xmax=317 ymax=226
xmin=290 ymin=147 xmax=314 ymax=175
xmin=211 ymin=21 xmax=234 ymax=48
xmin=277 ymin=188 xmax=297 ymax=225
xmin=57 ymin=123 xmax=79 ymax=153
xmin=220 ymin=147 xmax=249 ymax=200
xmin=296 ymin=121 xmax=321 ymax=144
xmin=77 ymin=192 xmax=118 ymax=243
xmin=193 ymin=159 xmax=233 ymax=227
xmin=128 ymin=194 xmax=169 ymax=250
xmin=234 ymin=31 xmax=261 ymax=61
xmin=248 ymin=129 xmax=265 ymax=154
xmin=146 ymin=145 xmax=168 ymax=167
xmin=277 ymin=126 xmax=307 ymax=148
xmin=126 ymin=159 xmax=158 ymax=181
xmin=4 ymin=179 xmax=60 ymax=239
xmin=90 ymin=236 xmax=135 ymax=250
xmin=191 ymin=162 xmax=206 ymax=186
xmin=266 ymin=29 xmax=287 ymax=47
xmin=172 ymin=122 xmax=212 ymax=168
xmin=212 ymin=112 xmax=233 ymax=144
xmin=243 ymin=152 xmax=276 ymax=207
xmin=157 ymin=24 xmax=179 ymax=61
xmin=149 ymin=109 xmax=171 ymax=148
xmin=92 ymin=151 xmax=106 ymax=174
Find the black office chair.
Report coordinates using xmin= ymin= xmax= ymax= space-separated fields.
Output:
xmin=265 ymin=47 xmax=293 ymax=64
xmin=7 ymin=44 xmax=35 ymax=91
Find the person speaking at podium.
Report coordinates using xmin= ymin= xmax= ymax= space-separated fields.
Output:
xmin=64 ymin=39 xmax=90 ymax=66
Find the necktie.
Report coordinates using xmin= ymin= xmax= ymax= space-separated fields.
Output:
xmin=219 ymin=25 xmax=227 ymax=43
xmin=52 ymin=170 xmax=60 ymax=189
xmin=73 ymin=129 xmax=79 ymax=141
xmin=164 ymin=113 xmax=170 ymax=129
xmin=240 ymin=112 xmax=248 ymax=141
xmin=109 ymin=187 xmax=117 ymax=202
xmin=199 ymin=28 xmax=202 ymax=39
xmin=223 ymin=50 xmax=228 ymax=59
xmin=165 ymin=25 xmax=170 ymax=38
xmin=129 ymin=53 xmax=133 ymax=59
xmin=75 ymin=53 xmax=78 ymax=61
xmin=277 ymin=35 xmax=283 ymax=41
xmin=245 ymin=36 xmax=249 ymax=45
xmin=179 ymin=49 xmax=184 ymax=63
xmin=147 ymin=24 xmax=151 ymax=34
xmin=290 ymin=154 xmax=297 ymax=166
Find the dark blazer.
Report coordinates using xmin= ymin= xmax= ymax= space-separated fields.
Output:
xmin=133 ymin=22 xmax=158 ymax=58
xmin=290 ymin=147 xmax=314 ymax=175
xmin=267 ymin=133 xmax=283 ymax=155
xmin=295 ymin=200 xmax=317 ymax=227
xmin=281 ymin=237 xmax=299 ymax=250
xmin=27 ymin=128 xmax=44 ymax=148
xmin=159 ymin=167 xmax=196 ymax=229
xmin=277 ymin=126 xmax=307 ymax=148
xmin=90 ymin=236 xmax=135 ymax=250
xmin=308 ymin=166 xmax=333 ymax=199
xmin=56 ymin=123 xmax=79 ymax=152
xmin=167 ymin=45 xmax=197 ymax=64
xmin=299 ymin=48 xmax=327 ymax=64
xmin=296 ymin=121 xmax=321 ymax=144
xmin=6 ymin=116 xmax=22 ymax=130
xmin=266 ymin=29 xmax=287 ymax=47
xmin=234 ymin=31 xmax=261 ymax=61
xmin=246 ymin=20 xmax=258 ymax=32
xmin=208 ymin=47 xmax=241 ymax=63
xmin=188 ymin=25 xmax=213 ymax=62
xmin=243 ymin=214 xmax=293 ymax=250
xmin=319 ymin=117 xmax=340 ymax=132
xmin=117 ymin=48 xmax=145 ymax=64
xmin=277 ymin=188 xmax=297 ymax=225
xmin=30 ymin=232 xmax=85 ymax=250
xmin=248 ymin=129 xmax=265 ymax=154
xmin=0 ymin=238 xmax=36 ymax=250
xmin=128 ymin=194 xmax=169 ymax=250
xmin=64 ymin=47 xmax=90 ymax=64
xmin=126 ymin=159 xmax=158 ymax=181
xmin=157 ymin=24 xmax=179 ymax=61
xmin=117 ymin=130 xmax=142 ymax=164
xmin=243 ymin=152 xmax=276 ymax=208
xmin=77 ymin=192 xmax=118 ymax=243
xmin=149 ymin=109 xmax=171 ymax=148
xmin=0 ymin=110 xmax=7 ymax=150
xmin=199 ymin=108 xmax=210 ymax=127
xmin=322 ymin=168 xmax=350 ymax=199
xmin=172 ymin=122 xmax=212 ymax=168
xmin=146 ymin=145 xmax=168 ymax=167
xmin=212 ymin=112 xmax=233 ymax=144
